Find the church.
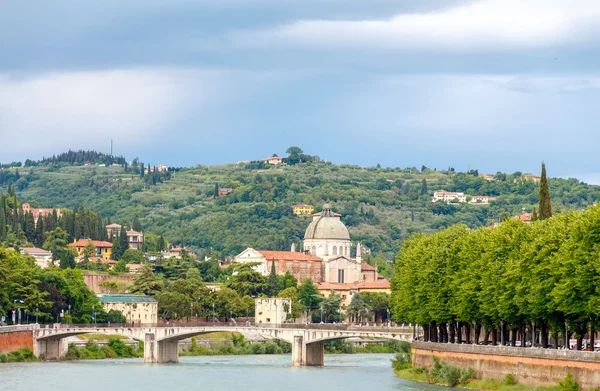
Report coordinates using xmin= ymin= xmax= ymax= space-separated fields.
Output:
xmin=235 ymin=203 xmax=390 ymax=304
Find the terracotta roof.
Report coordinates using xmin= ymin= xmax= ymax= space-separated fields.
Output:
xmin=257 ymin=250 xmax=323 ymax=262
xmin=316 ymin=282 xmax=354 ymax=291
xmin=361 ymin=263 xmax=376 ymax=271
xmin=127 ymin=230 xmax=143 ymax=236
xmin=126 ymin=264 xmax=144 ymax=270
xmin=69 ymin=239 xmax=113 ymax=248
xmin=21 ymin=247 xmax=51 ymax=255
xmin=357 ymin=280 xmax=391 ymax=289
xmin=89 ymin=257 xmax=118 ymax=264
xmin=106 ymin=224 xmax=122 ymax=229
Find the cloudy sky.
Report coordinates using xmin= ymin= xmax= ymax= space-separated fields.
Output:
xmin=1 ymin=0 xmax=599 ymax=181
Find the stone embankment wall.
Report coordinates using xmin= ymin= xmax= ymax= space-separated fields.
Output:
xmin=83 ymin=273 xmax=135 ymax=293
xmin=412 ymin=342 xmax=600 ymax=389
xmin=0 ymin=330 xmax=33 ymax=353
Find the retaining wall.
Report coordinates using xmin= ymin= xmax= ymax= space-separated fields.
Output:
xmin=412 ymin=342 xmax=600 ymax=389
xmin=0 ymin=330 xmax=33 ymax=353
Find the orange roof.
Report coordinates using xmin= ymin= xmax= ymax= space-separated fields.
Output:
xmin=357 ymin=280 xmax=391 ymax=289
xmin=258 ymin=250 xmax=323 ymax=262
xmin=69 ymin=239 xmax=113 ymax=248
xmin=89 ymin=257 xmax=118 ymax=264
xmin=127 ymin=230 xmax=143 ymax=236
xmin=361 ymin=263 xmax=376 ymax=271
xmin=316 ymin=282 xmax=354 ymax=291
xmin=126 ymin=264 xmax=144 ymax=270
xmin=21 ymin=247 xmax=51 ymax=255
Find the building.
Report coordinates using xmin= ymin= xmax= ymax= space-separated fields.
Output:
xmin=304 ymin=204 xmax=352 ymax=259
xmin=20 ymin=247 xmax=53 ymax=269
xmin=235 ymin=248 xmax=323 ymax=281
xmin=255 ymin=298 xmax=291 ymax=325
xmin=98 ymin=294 xmax=158 ymax=326
xmin=126 ymin=230 xmax=144 ymax=249
xmin=316 ymin=279 xmax=391 ymax=309
xmin=69 ymin=239 xmax=113 ymax=260
xmin=469 ymin=195 xmax=498 ymax=204
xmin=292 ymin=204 xmax=315 ymax=216
xmin=516 ymin=213 xmax=533 ymax=224
xmin=144 ymin=164 xmax=169 ymax=174
xmin=432 ymin=191 xmax=467 ymax=204
xmin=218 ymin=188 xmax=234 ymax=197
xmin=263 ymin=156 xmax=283 ymax=165
xmin=523 ymin=174 xmax=541 ymax=183
xmin=105 ymin=224 xmax=144 ymax=249
xmin=479 ymin=174 xmax=495 ymax=181
xmin=21 ymin=203 xmax=62 ymax=224
xmin=106 ymin=223 xmax=122 ymax=238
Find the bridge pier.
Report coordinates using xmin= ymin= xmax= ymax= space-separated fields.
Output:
xmin=144 ymin=333 xmax=179 ymax=363
xmin=292 ymin=334 xmax=324 ymax=366
xmin=35 ymin=338 xmax=67 ymax=360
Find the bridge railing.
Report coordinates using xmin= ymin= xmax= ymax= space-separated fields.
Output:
xmin=0 ymin=324 xmax=36 ymax=333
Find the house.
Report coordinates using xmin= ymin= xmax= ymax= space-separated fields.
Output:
xmin=516 ymin=213 xmax=533 ymax=224
xmin=20 ymin=247 xmax=53 ymax=269
xmin=263 ymin=156 xmax=283 ymax=165
xmin=255 ymin=298 xmax=291 ymax=325
xmin=144 ymin=164 xmax=169 ymax=174
xmin=315 ymin=279 xmax=391 ymax=309
xmin=292 ymin=204 xmax=314 ymax=216
xmin=432 ymin=191 xmax=467 ymax=204
xmin=126 ymin=230 xmax=144 ymax=250
xmin=218 ymin=188 xmax=234 ymax=197
xmin=479 ymin=174 xmax=495 ymax=181
xmin=234 ymin=248 xmax=324 ymax=281
xmin=105 ymin=224 xmax=144 ymax=249
xmin=21 ymin=203 xmax=62 ymax=225
xmin=98 ymin=294 xmax=158 ymax=326
xmin=69 ymin=239 xmax=113 ymax=260
xmin=523 ymin=174 xmax=541 ymax=183
xmin=106 ymin=223 xmax=122 ymax=238
xmin=126 ymin=264 xmax=144 ymax=273
xmin=469 ymin=196 xmax=498 ymax=204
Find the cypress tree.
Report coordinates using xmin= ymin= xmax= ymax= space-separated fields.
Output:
xmin=421 ymin=178 xmax=428 ymax=195
xmin=0 ymin=206 xmax=6 ymax=241
xmin=538 ymin=162 xmax=552 ymax=220
xmin=268 ymin=259 xmax=279 ymax=297
xmin=132 ymin=217 xmax=142 ymax=232
xmin=119 ymin=225 xmax=129 ymax=255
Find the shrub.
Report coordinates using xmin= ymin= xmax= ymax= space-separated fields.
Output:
xmin=392 ymin=353 xmax=411 ymax=371
xmin=504 ymin=373 xmax=517 ymax=385
xmin=86 ymin=339 xmax=100 ymax=352
xmin=64 ymin=343 xmax=82 ymax=360
xmin=429 ymin=356 xmax=475 ymax=387
xmin=251 ymin=343 xmax=266 ymax=355
xmin=559 ymin=373 xmax=580 ymax=391
xmin=264 ymin=341 xmax=281 ymax=354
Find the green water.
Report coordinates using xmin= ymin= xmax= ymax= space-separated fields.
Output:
xmin=1 ymin=354 xmax=444 ymax=391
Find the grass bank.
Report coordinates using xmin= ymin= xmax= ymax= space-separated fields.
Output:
xmin=64 ymin=337 xmax=143 ymax=360
xmin=393 ymin=352 xmax=580 ymax=391
xmin=180 ymin=335 xmax=291 ymax=356
xmin=0 ymin=348 xmax=38 ymax=363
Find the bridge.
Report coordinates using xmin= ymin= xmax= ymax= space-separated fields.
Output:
xmin=31 ymin=324 xmax=415 ymax=366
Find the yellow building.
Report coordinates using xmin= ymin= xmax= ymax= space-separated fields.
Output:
xmin=98 ymin=294 xmax=158 ymax=326
xmin=292 ymin=204 xmax=314 ymax=216
xmin=69 ymin=239 xmax=113 ymax=260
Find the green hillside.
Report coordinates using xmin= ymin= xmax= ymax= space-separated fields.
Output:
xmin=1 ymin=155 xmax=598 ymax=262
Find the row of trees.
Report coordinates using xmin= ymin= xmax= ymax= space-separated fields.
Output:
xmin=391 ymin=200 xmax=600 ymax=350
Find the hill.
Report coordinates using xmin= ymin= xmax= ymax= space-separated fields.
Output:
xmin=1 ymin=153 xmax=598 ymax=263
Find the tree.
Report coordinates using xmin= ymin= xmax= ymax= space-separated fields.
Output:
xmin=130 ymin=265 xmax=163 ymax=296
xmin=119 ymin=225 xmax=129 ymax=255
xmin=111 ymin=236 xmax=122 ymax=260
xmin=112 ymin=259 xmax=129 ymax=274
xmin=120 ymin=249 xmax=145 ymax=264
xmin=82 ymin=241 xmax=96 ymax=262
xmin=421 ymin=178 xmax=428 ymax=195
xmin=132 ymin=217 xmax=142 ymax=232
xmin=286 ymin=146 xmax=304 ymax=165
xmin=226 ymin=263 xmax=268 ymax=297
xmin=298 ymin=278 xmax=323 ymax=316
xmin=267 ymin=259 xmax=280 ymax=296
xmin=346 ymin=293 xmax=371 ymax=323
xmin=321 ymin=290 xmax=342 ymax=322
xmin=539 ymin=162 xmax=552 ymax=220
xmin=43 ymin=228 xmax=75 ymax=269
xmin=278 ymin=287 xmax=305 ymax=320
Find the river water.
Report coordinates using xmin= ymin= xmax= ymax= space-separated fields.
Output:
xmin=1 ymin=354 xmax=443 ymax=391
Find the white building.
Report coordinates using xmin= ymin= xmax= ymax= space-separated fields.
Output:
xmin=255 ymin=298 xmax=291 ymax=325
xmin=303 ymin=204 xmax=352 ymax=259
xmin=432 ymin=191 xmax=467 ymax=204
xmin=469 ymin=195 xmax=497 ymax=204
xmin=20 ymin=248 xmax=53 ymax=269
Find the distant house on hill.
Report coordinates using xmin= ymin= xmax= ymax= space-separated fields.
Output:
xmin=105 ymin=224 xmax=144 ymax=249
xmin=479 ymin=173 xmax=495 ymax=181
xmin=218 ymin=188 xmax=234 ymax=197
xmin=523 ymin=174 xmax=541 ymax=183
xmin=469 ymin=196 xmax=497 ymax=204
xmin=292 ymin=204 xmax=314 ymax=216
xmin=432 ymin=191 xmax=466 ymax=204
xmin=69 ymin=239 xmax=113 ymax=260
xmin=263 ymin=156 xmax=283 ymax=165
xmin=516 ymin=213 xmax=533 ymax=224
xmin=21 ymin=203 xmax=62 ymax=224
xmin=20 ymin=247 xmax=53 ymax=269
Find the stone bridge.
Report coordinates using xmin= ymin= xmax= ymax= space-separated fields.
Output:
xmin=32 ymin=324 xmax=415 ymax=366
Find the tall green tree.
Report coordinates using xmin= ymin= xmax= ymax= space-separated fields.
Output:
xmin=421 ymin=178 xmax=428 ymax=195
xmin=130 ymin=265 xmax=164 ymax=296
xmin=132 ymin=217 xmax=142 ymax=232
xmin=538 ymin=162 xmax=552 ymax=220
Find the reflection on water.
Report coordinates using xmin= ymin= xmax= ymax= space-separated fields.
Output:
xmin=2 ymin=354 xmax=445 ymax=391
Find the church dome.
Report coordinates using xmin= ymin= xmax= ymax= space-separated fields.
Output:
xmin=304 ymin=204 xmax=350 ymax=241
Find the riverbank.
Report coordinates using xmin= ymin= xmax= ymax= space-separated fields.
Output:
xmin=0 ymin=348 xmax=38 ymax=363
xmin=393 ymin=353 xmax=577 ymax=391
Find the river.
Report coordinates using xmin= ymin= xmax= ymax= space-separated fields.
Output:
xmin=1 ymin=354 xmax=443 ymax=391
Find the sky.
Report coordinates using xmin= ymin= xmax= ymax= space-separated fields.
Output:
xmin=1 ymin=0 xmax=600 ymax=182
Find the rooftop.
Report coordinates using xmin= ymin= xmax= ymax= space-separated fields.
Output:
xmin=69 ymin=239 xmax=113 ymax=248
xmin=258 ymin=250 xmax=323 ymax=262
xmin=20 ymin=247 xmax=51 ymax=255
xmin=98 ymin=294 xmax=157 ymax=303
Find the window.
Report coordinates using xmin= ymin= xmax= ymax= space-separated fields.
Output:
xmin=338 ymin=269 xmax=345 ymax=283
xmin=332 ymin=246 xmax=337 ymax=255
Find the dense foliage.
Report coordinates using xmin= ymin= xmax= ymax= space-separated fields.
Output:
xmin=2 ymin=150 xmax=598 ymax=262
xmin=0 ymin=247 xmax=111 ymax=324
xmin=391 ymin=205 xmax=600 ymax=350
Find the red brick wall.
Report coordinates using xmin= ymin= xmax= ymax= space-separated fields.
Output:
xmin=0 ymin=331 xmax=33 ymax=353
